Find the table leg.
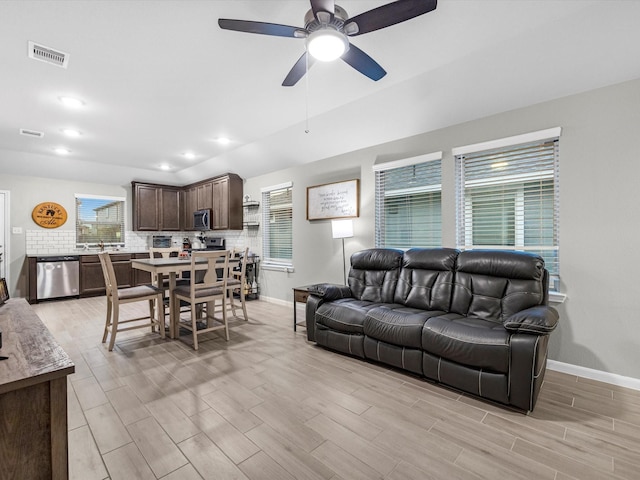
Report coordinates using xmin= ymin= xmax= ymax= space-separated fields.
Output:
xmin=156 ymin=272 xmax=168 ymax=336
xmin=293 ymin=297 xmax=298 ymax=331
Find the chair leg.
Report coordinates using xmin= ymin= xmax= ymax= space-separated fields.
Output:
xmin=148 ymin=299 xmax=156 ymax=333
xmin=191 ymin=302 xmax=199 ymax=351
xmin=228 ymin=289 xmax=237 ymax=317
xmin=102 ymin=297 xmax=112 ymax=343
xmin=108 ymin=304 xmax=119 ymax=351
xmin=157 ymin=295 xmax=165 ymax=339
xmin=222 ymin=297 xmax=229 ymax=341
xmin=240 ymin=289 xmax=248 ymax=321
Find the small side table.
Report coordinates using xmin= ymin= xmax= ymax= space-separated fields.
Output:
xmin=292 ymin=286 xmax=313 ymax=331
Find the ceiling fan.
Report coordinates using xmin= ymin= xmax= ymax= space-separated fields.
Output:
xmin=218 ymin=0 xmax=438 ymax=86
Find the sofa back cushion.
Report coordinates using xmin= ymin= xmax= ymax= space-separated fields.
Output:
xmin=450 ymin=250 xmax=547 ymax=322
xmin=394 ymin=248 xmax=459 ymax=311
xmin=349 ymin=249 xmax=403 ymax=303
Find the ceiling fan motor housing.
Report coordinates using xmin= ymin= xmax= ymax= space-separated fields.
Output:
xmin=304 ymin=5 xmax=348 ymax=33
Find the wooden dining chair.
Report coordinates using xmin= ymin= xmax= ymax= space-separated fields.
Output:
xmin=225 ymin=247 xmax=249 ymax=321
xmin=98 ymin=252 xmax=165 ymax=351
xmin=171 ymin=250 xmax=230 ymax=350
xmin=148 ymin=246 xmax=190 ymax=287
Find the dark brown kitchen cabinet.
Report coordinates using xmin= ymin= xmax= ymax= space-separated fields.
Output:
xmin=196 ymin=181 xmax=213 ymax=211
xmin=161 ymin=188 xmax=181 ymax=230
xmin=212 ymin=174 xmax=243 ymax=230
xmin=133 ymin=183 xmax=160 ymax=231
xmin=132 ymin=182 xmax=181 ymax=231
xmin=80 ymin=254 xmax=132 ymax=297
xmin=184 ymin=187 xmax=197 ymax=230
xmin=132 ymin=173 xmax=243 ymax=232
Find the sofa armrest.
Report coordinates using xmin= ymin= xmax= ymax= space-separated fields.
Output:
xmin=504 ymin=305 xmax=559 ymax=334
xmin=308 ymin=283 xmax=353 ymax=301
xmin=305 ymin=283 xmax=353 ymax=342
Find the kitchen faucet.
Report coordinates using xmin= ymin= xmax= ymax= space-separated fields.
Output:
xmin=98 ymin=240 xmax=104 ymax=252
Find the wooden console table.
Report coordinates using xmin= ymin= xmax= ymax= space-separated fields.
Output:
xmin=0 ymin=298 xmax=75 ymax=479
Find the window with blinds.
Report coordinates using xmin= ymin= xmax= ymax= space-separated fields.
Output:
xmin=75 ymin=194 xmax=125 ymax=246
xmin=455 ymin=138 xmax=560 ymax=290
xmin=374 ymin=154 xmax=442 ymax=249
xmin=262 ymin=183 xmax=293 ymax=268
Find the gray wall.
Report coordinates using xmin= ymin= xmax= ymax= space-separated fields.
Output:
xmin=1 ymin=78 xmax=638 ymax=380
xmin=245 ymin=77 xmax=640 ymax=380
xmin=0 ymin=174 xmax=130 ymax=296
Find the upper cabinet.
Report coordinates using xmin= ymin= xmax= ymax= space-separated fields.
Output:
xmin=132 ymin=174 xmax=243 ymax=231
xmin=132 ymin=182 xmax=182 ymax=231
xmin=212 ymin=174 xmax=243 ymax=230
xmin=196 ymin=181 xmax=213 ymax=210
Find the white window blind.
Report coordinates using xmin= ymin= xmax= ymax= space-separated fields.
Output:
xmin=262 ymin=183 xmax=293 ymax=268
xmin=375 ymin=154 xmax=442 ymax=249
xmin=455 ymin=138 xmax=560 ymax=290
xmin=75 ymin=194 xmax=125 ymax=246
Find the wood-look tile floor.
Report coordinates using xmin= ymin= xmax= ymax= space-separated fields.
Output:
xmin=32 ymin=296 xmax=640 ymax=480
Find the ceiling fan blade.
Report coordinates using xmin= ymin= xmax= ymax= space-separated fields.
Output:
xmin=218 ymin=19 xmax=304 ymax=38
xmin=341 ymin=44 xmax=386 ymax=81
xmin=282 ymin=52 xmax=316 ymax=87
xmin=310 ymin=0 xmax=335 ymax=19
xmin=345 ymin=0 xmax=437 ymax=36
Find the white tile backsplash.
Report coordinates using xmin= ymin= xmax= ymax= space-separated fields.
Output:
xmin=25 ymin=229 xmax=262 ymax=256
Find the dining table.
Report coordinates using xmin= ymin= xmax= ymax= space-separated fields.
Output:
xmin=131 ymin=255 xmax=238 ymax=339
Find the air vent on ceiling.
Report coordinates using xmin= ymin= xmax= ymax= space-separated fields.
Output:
xmin=28 ymin=41 xmax=69 ymax=68
xmin=20 ymin=128 xmax=44 ymax=138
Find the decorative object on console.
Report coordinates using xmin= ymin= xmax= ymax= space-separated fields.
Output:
xmin=331 ymin=219 xmax=353 ymax=284
xmin=218 ymin=0 xmax=438 ymax=86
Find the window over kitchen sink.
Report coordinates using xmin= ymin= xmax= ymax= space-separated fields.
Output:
xmin=75 ymin=194 xmax=125 ymax=247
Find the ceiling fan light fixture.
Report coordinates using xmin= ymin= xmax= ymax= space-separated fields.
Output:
xmin=306 ymin=29 xmax=348 ymax=62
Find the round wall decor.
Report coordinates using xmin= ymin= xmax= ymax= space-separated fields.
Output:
xmin=32 ymin=202 xmax=68 ymax=228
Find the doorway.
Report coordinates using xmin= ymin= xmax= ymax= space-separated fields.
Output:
xmin=0 ymin=190 xmax=8 ymax=281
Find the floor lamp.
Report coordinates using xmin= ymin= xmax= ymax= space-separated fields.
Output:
xmin=331 ymin=219 xmax=354 ymax=285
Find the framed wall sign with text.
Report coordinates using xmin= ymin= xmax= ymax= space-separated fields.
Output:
xmin=307 ymin=179 xmax=359 ymax=220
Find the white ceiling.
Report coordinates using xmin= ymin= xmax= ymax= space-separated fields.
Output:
xmin=1 ymin=0 xmax=640 ymax=186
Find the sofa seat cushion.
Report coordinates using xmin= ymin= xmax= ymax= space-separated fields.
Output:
xmin=315 ymin=299 xmax=385 ymax=334
xmin=422 ymin=314 xmax=511 ymax=373
xmin=364 ymin=305 xmax=445 ymax=349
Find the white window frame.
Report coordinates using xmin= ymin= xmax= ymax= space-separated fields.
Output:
xmin=261 ymin=182 xmax=294 ymax=272
xmin=454 ymin=128 xmax=562 ymax=295
xmin=373 ymin=151 xmax=443 ymax=249
xmin=75 ymin=193 xmax=126 ymax=248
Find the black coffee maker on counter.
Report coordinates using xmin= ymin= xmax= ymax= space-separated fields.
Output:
xmin=182 ymin=237 xmax=191 ymax=250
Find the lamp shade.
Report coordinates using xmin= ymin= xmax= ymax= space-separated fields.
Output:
xmin=331 ymin=219 xmax=353 ymax=239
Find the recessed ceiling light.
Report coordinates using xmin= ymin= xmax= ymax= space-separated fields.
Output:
xmin=62 ymin=128 xmax=82 ymax=137
xmin=215 ymin=137 xmax=231 ymax=145
xmin=54 ymin=147 xmax=70 ymax=155
xmin=58 ymin=96 xmax=84 ymax=108
xmin=183 ymin=152 xmax=196 ymax=160
xmin=160 ymin=164 xmax=171 ymax=171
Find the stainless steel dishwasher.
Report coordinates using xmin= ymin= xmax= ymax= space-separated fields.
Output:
xmin=36 ymin=255 xmax=80 ymax=300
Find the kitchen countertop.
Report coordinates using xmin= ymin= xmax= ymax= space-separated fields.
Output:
xmin=27 ymin=250 xmax=150 ymax=258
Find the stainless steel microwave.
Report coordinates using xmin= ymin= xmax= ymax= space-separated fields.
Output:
xmin=194 ymin=209 xmax=211 ymax=230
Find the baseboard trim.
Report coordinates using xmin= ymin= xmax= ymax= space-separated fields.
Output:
xmin=258 ymin=295 xmax=290 ymax=308
xmin=547 ymin=360 xmax=640 ymax=391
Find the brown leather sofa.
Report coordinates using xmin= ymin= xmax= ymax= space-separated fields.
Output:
xmin=305 ymin=248 xmax=559 ymax=412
